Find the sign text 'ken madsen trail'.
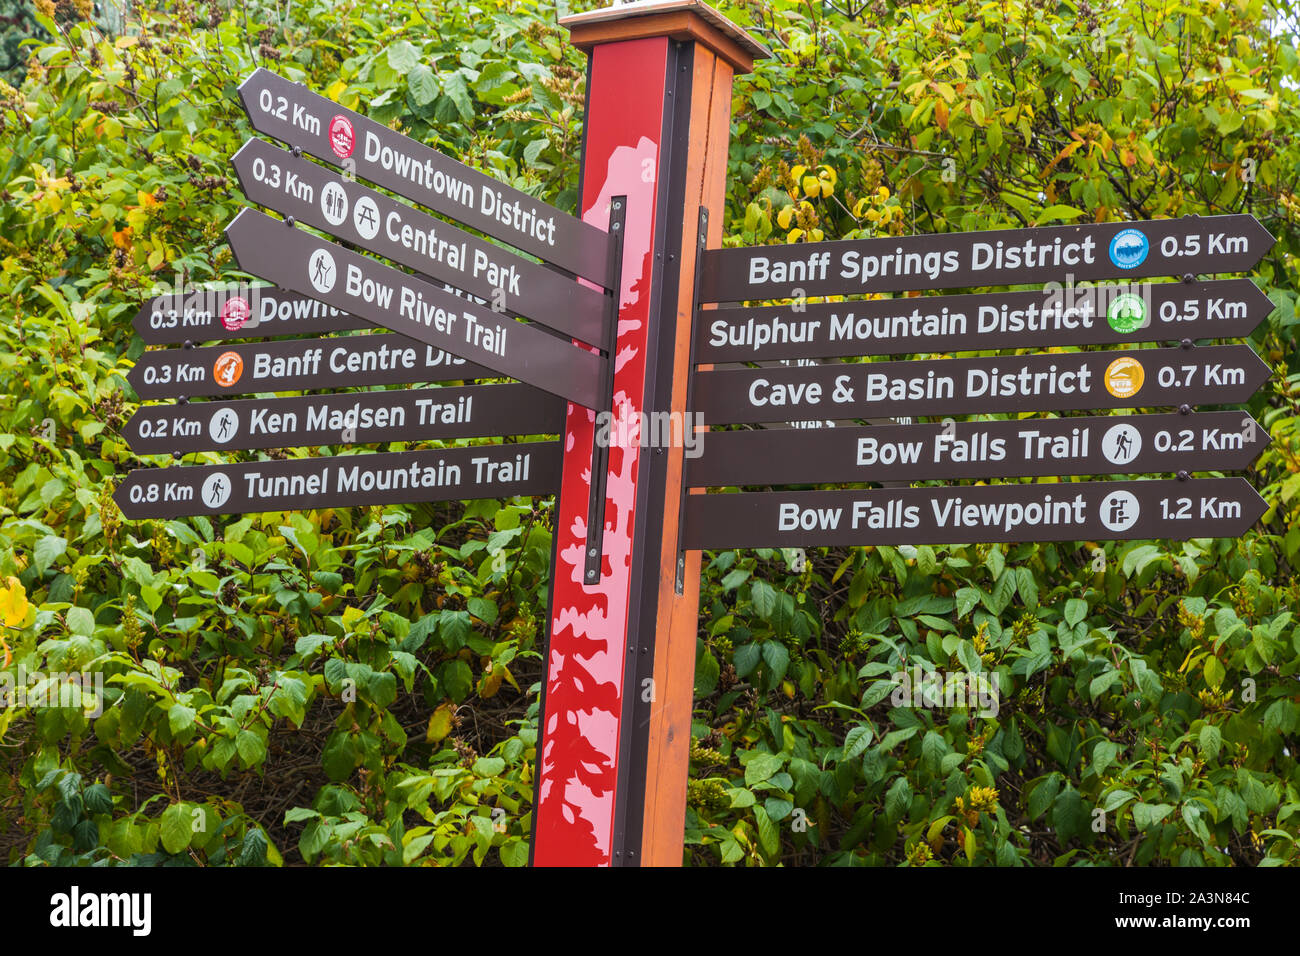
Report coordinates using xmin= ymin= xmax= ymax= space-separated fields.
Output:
xmin=237 ymin=68 xmax=612 ymax=284
xmin=688 ymin=411 xmax=1268 ymax=486
xmin=682 ymin=478 xmax=1267 ymax=549
xmin=692 ymin=345 xmax=1270 ymax=424
xmin=224 ymin=208 xmax=605 ymax=408
xmin=114 ymin=441 xmax=561 ymax=519
xmin=232 ymin=138 xmax=607 ymax=345
xmin=124 ymin=383 xmax=564 ymax=455
xmin=698 ymin=215 xmax=1273 ymax=301
xmin=695 ymin=278 xmax=1273 ymax=362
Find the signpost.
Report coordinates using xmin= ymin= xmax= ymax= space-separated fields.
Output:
xmin=695 ymin=278 xmax=1273 ymax=363
xmin=126 ymin=336 xmax=490 ymax=400
xmin=697 ymin=213 xmax=1274 ymax=301
xmin=682 ymin=478 xmax=1268 ymax=550
xmin=237 ymin=67 xmax=613 ymax=283
xmin=231 ymin=137 xmax=608 ymax=345
xmin=123 ymin=383 xmax=563 ymax=455
xmin=132 ymin=285 xmax=357 ymax=343
xmin=110 ymin=0 xmax=1279 ymax=870
xmin=688 ymin=412 xmax=1269 ymax=487
xmin=113 ymin=442 xmax=560 ymax=520
xmin=224 ymin=208 xmax=607 ymax=409
xmin=693 ymin=345 xmax=1271 ymax=424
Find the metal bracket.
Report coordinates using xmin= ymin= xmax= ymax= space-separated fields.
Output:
xmin=585 ymin=195 xmax=628 ymax=585
xmin=675 ymin=205 xmax=709 ymax=593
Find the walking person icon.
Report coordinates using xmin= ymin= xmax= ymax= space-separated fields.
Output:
xmin=208 ymin=408 xmax=239 ymax=444
xmin=201 ymin=472 xmax=232 ymax=510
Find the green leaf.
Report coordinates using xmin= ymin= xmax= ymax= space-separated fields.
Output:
xmin=409 ymin=64 xmax=438 ymax=106
xmin=1132 ymin=802 xmax=1174 ymax=829
xmin=34 ymin=535 xmax=68 ymax=574
xmin=160 ymin=803 xmax=192 ymax=855
xmin=750 ymin=580 xmax=777 ymax=619
xmin=843 ymin=724 xmax=874 ymax=761
xmin=1092 ymin=739 xmax=1119 ymax=777
xmin=387 ymin=40 xmax=421 ymax=73
xmin=500 ymin=838 xmax=529 ymax=867
xmin=66 ymin=606 xmax=94 ymax=636
xmin=1198 ymin=723 xmax=1222 ymax=761
xmin=744 ymin=752 xmax=782 ymax=786
xmin=1033 ymin=204 xmax=1086 ymax=225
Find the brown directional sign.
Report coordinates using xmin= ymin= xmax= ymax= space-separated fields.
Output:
xmin=231 ymin=138 xmax=608 ymax=344
xmin=695 ymin=279 xmax=1274 ymax=363
xmin=692 ymin=344 xmax=1271 ymax=424
xmin=237 ymin=68 xmax=612 ymax=284
xmin=127 ymin=336 xmax=490 ymax=400
xmin=113 ymin=441 xmax=561 ymax=520
xmin=688 ymin=412 xmax=1269 ymax=487
xmin=132 ymin=285 xmax=358 ymax=344
xmin=124 ymin=383 xmax=564 ymax=455
xmin=682 ymin=477 xmax=1267 ymax=549
xmin=698 ymin=215 xmax=1275 ymax=302
xmin=225 ymin=208 xmax=605 ymax=408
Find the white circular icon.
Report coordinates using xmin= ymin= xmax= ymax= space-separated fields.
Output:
xmin=201 ymin=472 xmax=233 ymax=510
xmin=308 ymin=249 xmax=337 ymax=294
xmin=320 ymin=181 xmax=349 ymax=226
xmin=1099 ymin=490 xmax=1139 ymax=533
xmin=208 ymin=408 xmax=240 ymax=444
xmin=352 ymin=196 xmax=380 ymax=240
xmin=1101 ymin=422 xmax=1141 ymax=467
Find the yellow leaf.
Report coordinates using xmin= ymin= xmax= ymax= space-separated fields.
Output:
xmin=935 ymin=98 xmax=949 ymax=131
xmin=325 ymin=80 xmax=347 ymax=103
xmin=790 ymin=164 xmax=807 ymax=187
xmin=802 ymin=175 xmax=820 ymax=198
xmin=817 ymin=164 xmax=838 ymax=186
xmin=786 ymin=228 xmax=804 ymax=243
xmin=0 ymin=576 xmax=29 ymax=629
xmin=777 ymin=205 xmax=794 ymax=230
xmin=809 ymin=227 xmax=824 ymax=241
xmin=480 ymin=666 xmax=504 ymax=699
xmin=819 ymin=179 xmax=833 ymax=198
xmin=426 ymin=703 xmax=454 ymax=743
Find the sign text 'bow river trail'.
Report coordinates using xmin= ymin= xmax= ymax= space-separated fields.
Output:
xmin=223 ymin=208 xmax=605 ymax=408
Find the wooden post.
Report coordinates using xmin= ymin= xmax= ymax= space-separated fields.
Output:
xmin=531 ymin=1 xmax=767 ymax=867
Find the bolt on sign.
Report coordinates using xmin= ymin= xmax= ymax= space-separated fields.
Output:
xmin=110 ymin=0 xmax=1280 ymax=869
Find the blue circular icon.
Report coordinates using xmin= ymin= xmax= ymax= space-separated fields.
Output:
xmin=1109 ymin=228 xmax=1149 ymax=269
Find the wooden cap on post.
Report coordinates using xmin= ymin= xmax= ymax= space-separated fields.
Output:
xmin=561 ymin=0 xmax=771 ymax=74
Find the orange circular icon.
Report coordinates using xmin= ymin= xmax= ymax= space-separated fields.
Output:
xmin=213 ymin=351 xmax=243 ymax=388
xmin=1104 ymin=356 xmax=1144 ymax=399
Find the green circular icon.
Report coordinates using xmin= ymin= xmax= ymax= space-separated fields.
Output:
xmin=1107 ymin=293 xmax=1147 ymax=334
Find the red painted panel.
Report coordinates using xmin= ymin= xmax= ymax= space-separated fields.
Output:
xmin=533 ymin=36 xmax=669 ymax=867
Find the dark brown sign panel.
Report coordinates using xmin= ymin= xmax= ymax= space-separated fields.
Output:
xmin=225 ymin=209 xmax=605 ymax=408
xmin=127 ymin=337 xmax=490 ymax=400
xmin=232 ymin=138 xmax=608 ymax=345
xmin=698 ymin=215 xmax=1274 ymax=302
xmin=692 ymin=345 xmax=1271 ymax=424
xmin=132 ymin=285 xmax=358 ymax=344
xmin=124 ymin=383 xmax=564 ymax=455
xmin=695 ymin=279 xmax=1274 ymax=363
xmin=237 ymin=68 xmax=612 ymax=284
xmin=113 ymin=441 xmax=561 ymax=519
xmin=682 ymin=477 xmax=1267 ymax=549
xmin=688 ymin=412 xmax=1268 ymax=487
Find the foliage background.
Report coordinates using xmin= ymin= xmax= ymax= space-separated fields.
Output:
xmin=1 ymin=0 xmax=1298 ymax=866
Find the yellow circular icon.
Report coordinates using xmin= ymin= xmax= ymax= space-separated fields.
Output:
xmin=1104 ymin=356 xmax=1145 ymax=399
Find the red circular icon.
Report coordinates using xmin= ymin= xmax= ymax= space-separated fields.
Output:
xmin=220 ymin=296 xmax=251 ymax=331
xmin=329 ymin=115 xmax=355 ymax=159
xmin=213 ymin=351 xmax=244 ymax=388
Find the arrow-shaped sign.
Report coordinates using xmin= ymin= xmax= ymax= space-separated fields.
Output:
xmin=698 ymin=215 xmax=1275 ymax=302
xmin=237 ymin=68 xmax=612 ymax=284
xmin=687 ymin=412 xmax=1269 ymax=487
xmin=127 ymin=335 xmax=489 ymax=401
xmin=224 ymin=208 xmax=605 ymax=408
xmin=123 ymin=384 xmax=564 ymax=455
xmin=693 ymin=344 xmax=1272 ymax=424
xmin=132 ymin=284 xmax=358 ymax=344
xmin=695 ymin=279 xmax=1274 ymax=363
xmin=683 ymin=477 xmax=1268 ymax=549
xmin=231 ymin=138 xmax=608 ymax=345
xmin=113 ymin=441 xmax=561 ymax=520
